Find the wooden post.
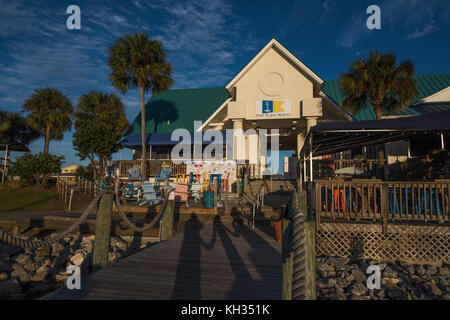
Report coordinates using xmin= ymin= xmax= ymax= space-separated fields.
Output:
xmin=261 ymin=184 xmax=264 ymax=207
xmin=93 ymin=192 xmax=113 ymax=270
xmin=281 ymin=204 xmax=293 ymax=300
xmin=244 ymin=170 xmax=248 ymax=195
xmin=300 ymin=189 xmax=316 ymax=300
xmin=213 ymin=178 xmax=218 ymax=211
xmin=160 ymin=199 xmax=175 ymax=241
xmin=68 ymin=188 xmax=74 ymax=212
xmin=114 ymin=178 xmax=119 ymax=200
xmin=381 ymin=183 xmax=388 ymax=234
xmin=379 ymin=149 xmax=387 ymax=180
xmin=224 ymin=180 xmax=229 ymax=212
xmin=64 ymin=184 xmax=68 ymax=204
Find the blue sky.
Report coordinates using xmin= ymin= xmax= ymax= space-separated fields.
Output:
xmin=1 ymin=0 xmax=449 ymax=167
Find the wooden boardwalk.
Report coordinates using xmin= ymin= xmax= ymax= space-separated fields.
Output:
xmin=44 ymin=218 xmax=281 ymax=300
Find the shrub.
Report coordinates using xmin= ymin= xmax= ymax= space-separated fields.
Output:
xmin=10 ymin=152 xmax=64 ymax=185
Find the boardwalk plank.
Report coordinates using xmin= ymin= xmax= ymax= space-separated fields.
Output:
xmin=43 ymin=222 xmax=281 ymax=300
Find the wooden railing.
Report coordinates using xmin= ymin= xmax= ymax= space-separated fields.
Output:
xmin=237 ymin=163 xmax=259 ymax=179
xmin=56 ymin=177 xmax=76 ymax=210
xmin=314 ymin=179 xmax=450 ymax=224
xmin=333 ymin=159 xmax=381 ymax=171
xmin=118 ymin=160 xmax=186 ymax=178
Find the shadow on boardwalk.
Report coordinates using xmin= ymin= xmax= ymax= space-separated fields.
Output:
xmin=43 ymin=214 xmax=281 ymax=300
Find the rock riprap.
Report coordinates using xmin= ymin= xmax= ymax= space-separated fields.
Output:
xmin=0 ymin=235 xmax=152 ymax=300
xmin=316 ymin=256 xmax=450 ymax=300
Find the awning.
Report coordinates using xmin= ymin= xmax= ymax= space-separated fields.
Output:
xmin=0 ymin=143 xmax=30 ymax=152
xmin=300 ymin=110 xmax=450 ymax=157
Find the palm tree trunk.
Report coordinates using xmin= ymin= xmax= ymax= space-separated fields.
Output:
xmin=44 ymin=123 xmax=51 ymax=154
xmin=140 ymin=85 xmax=147 ymax=181
xmin=373 ymin=105 xmax=383 ymax=120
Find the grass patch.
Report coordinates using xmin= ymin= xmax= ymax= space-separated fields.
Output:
xmin=0 ymin=185 xmax=64 ymax=211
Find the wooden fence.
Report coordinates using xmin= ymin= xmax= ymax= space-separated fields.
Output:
xmin=118 ymin=160 xmax=186 ymax=178
xmin=316 ymin=222 xmax=450 ymax=264
xmin=314 ymin=180 xmax=450 ymax=225
xmin=56 ymin=177 xmax=75 ymax=210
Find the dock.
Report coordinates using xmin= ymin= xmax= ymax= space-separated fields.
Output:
xmin=43 ymin=219 xmax=281 ymax=299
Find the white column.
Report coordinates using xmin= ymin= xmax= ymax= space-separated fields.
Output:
xmin=233 ymin=119 xmax=245 ymax=162
xmin=297 ymin=133 xmax=305 ymax=160
xmin=306 ymin=117 xmax=317 ymax=182
xmin=306 ymin=117 xmax=318 ymax=134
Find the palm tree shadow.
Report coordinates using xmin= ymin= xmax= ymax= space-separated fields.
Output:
xmin=148 ymin=100 xmax=179 ymax=133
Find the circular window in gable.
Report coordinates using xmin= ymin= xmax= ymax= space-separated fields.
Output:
xmin=258 ymin=71 xmax=286 ymax=96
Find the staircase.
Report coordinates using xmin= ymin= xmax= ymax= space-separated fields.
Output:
xmin=222 ymin=177 xmax=295 ymax=227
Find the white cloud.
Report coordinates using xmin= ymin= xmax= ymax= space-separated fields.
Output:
xmin=404 ymin=21 xmax=437 ymax=40
xmin=336 ymin=0 xmax=449 ymax=47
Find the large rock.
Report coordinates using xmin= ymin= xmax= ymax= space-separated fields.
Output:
xmin=11 ymin=266 xmax=31 ymax=283
xmin=351 ymin=283 xmax=367 ymax=296
xmin=387 ymin=287 xmax=407 ymax=300
xmin=34 ymin=246 xmax=51 ymax=257
xmin=23 ymin=261 xmax=37 ymax=273
xmin=438 ymin=266 xmax=450 ymax=277
xmin=328 ymin=257 xmax=348 ymax=271
xmin=14 ymin=254 xmax=33 ymax=266
xmin=416 ymin=265 xmax=426 ymax=276
xmin=351 ymin=267 xmax=366 ymax=284
xmin=51 ymin=242 xmax=66 ymax=255
xmin=31 ymin=264 xmax=51 ymax=282
xmin=0 ymin=278 xmax=22 ymax=296
xmin=35 ymin=256 xmax=52 ymax=269
xmin=317 ymin=278 xmax=336 ymax=289
xmin=70 ymin=252 xmax=85 ymax=266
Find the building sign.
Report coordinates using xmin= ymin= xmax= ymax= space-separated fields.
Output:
xmin=256 ymin=99 xmax=292 ymax=118
xmin=186 ymin=160 xmax=237 ymax=184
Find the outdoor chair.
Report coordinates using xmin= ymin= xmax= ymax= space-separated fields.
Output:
xmin=155 ymin=167 xmax=171 ymax=187
xmin=139 ymin=182 xmax=162 ymax=207
xmin=124 ymin=183 xmax=139 ymax=201
xmin=174 ymin=183 xmax=189 ymax=207
xmin=128 ymin=168 xmax=141 ymax=181
xmin=210 ymin=174 xmax=222 ymax=195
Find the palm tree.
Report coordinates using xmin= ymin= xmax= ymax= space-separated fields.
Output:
xmin=107 ymin=33 xmax=173 ymax=181
xmin=0 ymin=110 xmax=41 ymax=145
xmin=22 ymin=88 xmax=73 ymax=154
xmin=339 ymin=52 xmax=419 ymax=120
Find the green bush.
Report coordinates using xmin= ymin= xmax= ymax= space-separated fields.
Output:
xmin=10 ymin=153 xmax=64 ymax=185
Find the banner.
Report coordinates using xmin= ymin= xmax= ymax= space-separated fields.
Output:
xmin=256 ymin=99 xmax=292 ymax=118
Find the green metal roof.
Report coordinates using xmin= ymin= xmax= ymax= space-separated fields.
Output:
xmin=397 ymin=102 xmax=450 ymax=116
xmin=127 ymin=74 xmax=450 ymax=134
xmin=322 ymin=74 xmax=450 ymax=121
xmin=127 ymin=87 xmax=229 ymax=134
